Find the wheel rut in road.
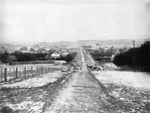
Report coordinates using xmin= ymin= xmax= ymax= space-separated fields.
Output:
xmin=44 ymin=71 xmax=111 ymax=113
xmin=44 ymin=47 xmax=113 ymax=113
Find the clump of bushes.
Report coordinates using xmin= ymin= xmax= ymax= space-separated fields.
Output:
xmin=0 ymin=51 xmax=77 ymax=64
xmin=113 ymin=41 xmax=150 ymax=72
xmin=0 ymin=52 xmax=48 ymax=63
xmin=90 ymin=50 xmax=113 ymax=62
xmin=51 ymin=52 xmax=77 ymax=63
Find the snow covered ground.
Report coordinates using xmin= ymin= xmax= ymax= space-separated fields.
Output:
xmin=0 ymin=71 xmax=62 ymax=89
xmin=5 ymin=101 xmax=44 ymax=113
xmin=94 ymin=71 xmax=150 ymax=90
xmin=103 ymin=63 xmax=119 ymax=70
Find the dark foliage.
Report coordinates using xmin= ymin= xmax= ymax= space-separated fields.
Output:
xmin=13 ymin=52 xmax=37 ymax=61
xmin=0 ymin=51 xmax=9 ymax=63
xmin=51 ymin=52 xmax=77 ymax=63
xmin=0 ymin=106 xmax=14 ymax=113
xmin=90 ymin=50 xmax=113 ymax=62
xmin=113 ymin=41 xmax=150 ymax=72
xmin=0 ymin=51 xmax=77 ymax=63
xmin=0 ymin=52 xmax=48 ymax=63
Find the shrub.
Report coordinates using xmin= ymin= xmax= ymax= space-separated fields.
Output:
xmin=113 ymin=41 xmax=150 ymax=72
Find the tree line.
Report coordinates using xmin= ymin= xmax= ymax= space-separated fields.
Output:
xmin=0 ymin=51 xmax=77 ymax=64
xmin=113 ymin=41 xmax=150 ymax=72
xmin=90 ymin=49 xmax=113 ymax=62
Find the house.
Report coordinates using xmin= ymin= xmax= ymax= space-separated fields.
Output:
xmin=54 ymin=60 xmax=66 ymax=65
xmin=45 ymin=48 xmax=50 ymax=51
xmin=51 ymin=52 xmax=61 ymax=59
xmin=37 ymin=48 xmax=48 ymax=53
xmin=111 ymin=54 xmax=115 ymax=61
xmin=7 ymin=50 xmax=15 ymax=54
xmin=61 ymin=52 xmax=69 ymax=56
xmin=21 ymin=50 xmax=31 ymax=53
xmin=69 ymin=48 xmax=77 ymax=52
xmin=30 ymin=48 xmax=38 ymax=53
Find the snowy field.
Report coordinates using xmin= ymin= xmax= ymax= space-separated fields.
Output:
xmin=4 ymin=101 xmax=44 ymax=113
xmin=0 ymin=70 xmax=68 ymax=113
xmin=103 ymin=63 xmax=119 ymax=70
xmin=94 ymin=71 xmax=150 ymax=112
xmin=0 ymin=64 xmax=65 ymax=82
xmin=0 ymin=64 xmax=64 ymax=69
xmin=94 ymin=71 xmax=150 ymax=90
xmin=0 ymin=71 xmax=63 ymax=89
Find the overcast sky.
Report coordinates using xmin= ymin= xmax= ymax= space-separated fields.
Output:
xmin=1 ymin=0 xmax=150 ymax=43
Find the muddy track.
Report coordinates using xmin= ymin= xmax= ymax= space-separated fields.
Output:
xmin=43 ymin=71 xmax=120 ymax=113
xmin=43 ymin=48 xmax=114 ymax=113
xmin=0 ymin=72 xmax=73 ymax=113
xmin=42 ymin=47 xmax=150 ymax=113
xmin=1 ymin=47 xmax=150 ymax=113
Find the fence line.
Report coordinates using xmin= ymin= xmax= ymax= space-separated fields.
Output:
xmin=0 ymin=66 xmax=54 ymax=83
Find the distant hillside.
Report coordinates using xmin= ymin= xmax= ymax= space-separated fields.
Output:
xmin=34 ymin=39 xmax=149 ymax=49
xmin=35 ymin=41 xmax=79 ymax=48
xmin=0 ymin=39 xmax=21 ymax=50
xmin=0 ymin=39 xmax=12 ymax=47
xmin=77 ymin=39 xmax=148 ymax=47
xmin=3 ymin=38 xmax=148 ymax=50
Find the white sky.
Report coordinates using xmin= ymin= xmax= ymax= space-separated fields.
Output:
xmin=2 ymin=0 xmax=150 ymax=43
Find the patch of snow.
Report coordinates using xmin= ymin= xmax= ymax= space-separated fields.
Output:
xmin=44 ymin=73 xmax=78 ymax=113
xmin=6 ymin=101 xmax=44 ymax=113
xmin=0 ymin=71 xmax=62 ymax=88
xmin=104 ymin=63 xmax=118 ymax=70
xmin=95 ymin=71 xmax=150 ymax=89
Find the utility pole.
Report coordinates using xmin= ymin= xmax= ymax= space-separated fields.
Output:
xmin=149 ymin=41 xmax=150 ymax=71
xmin=133 ymin=40 xmax=136 ymax=71
xmin=133 ymin=40 xmax=135 ymax=48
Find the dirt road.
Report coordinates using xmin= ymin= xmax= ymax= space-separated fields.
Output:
xmin=44 ymin=71 xmax=107 ymax=112
xmin=44 ymin=47 xmax=150 ymax=113
xmin=44 ymin=47 xmax=109 ymax=112
xmin=0 ymin=47 xmax=150 ymax=113
xmin=43 ymin=48 xmax=119 ymax=112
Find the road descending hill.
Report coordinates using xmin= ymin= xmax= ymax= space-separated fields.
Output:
xmin=0 ymin=47 xmax=150 ymax=113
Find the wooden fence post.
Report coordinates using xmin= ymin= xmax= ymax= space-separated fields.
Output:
xmin=16 ymin=67 xmax=18 ymax=78
xmin=24 ymin=67 xmax=26 ymax=77
xmin=20 ymin=67 xmax=21 ymax=77
xmin=9 ymin=68 xmax=11 ymax=81
xmin=0 ymin=68 xmax=2 ymax=82
xmin=48 ymin=67 xmax=49 ymax=73
xmin=45 ymin=67 xmax=47 ymax=73
xmin=36 ymin=67 xmax=38 ymax=75
xmin=42 ymin=67 xmax=43 ymax=74
xmin=31 ymin=67 xmax=33 ymax=76
xmin=4 ymin=68 xmax=7 ymax=82
xmin=43 ymin=67 xmax=44 ymax=74
xmin=41 ymin=67 xmax=43 ymax=74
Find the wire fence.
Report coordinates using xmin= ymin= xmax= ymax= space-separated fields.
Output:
xmin=0 ymin=66 xmax=55 ymax=83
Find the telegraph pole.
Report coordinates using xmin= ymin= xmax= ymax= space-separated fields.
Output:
xmin=133 ymin=40 xmax=135 ymax=48
xmin=133 ymin=40 xmax=136 ymax=71
xmin=149 ymin=41 xmax=150 ymax=71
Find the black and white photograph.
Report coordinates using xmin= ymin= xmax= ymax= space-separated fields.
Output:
xmin=0 ymin=0 xmax=150 ymax=112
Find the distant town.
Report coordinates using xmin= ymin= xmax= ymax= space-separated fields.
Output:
xmin=0 ymin=39 xmax=148 ymax=65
